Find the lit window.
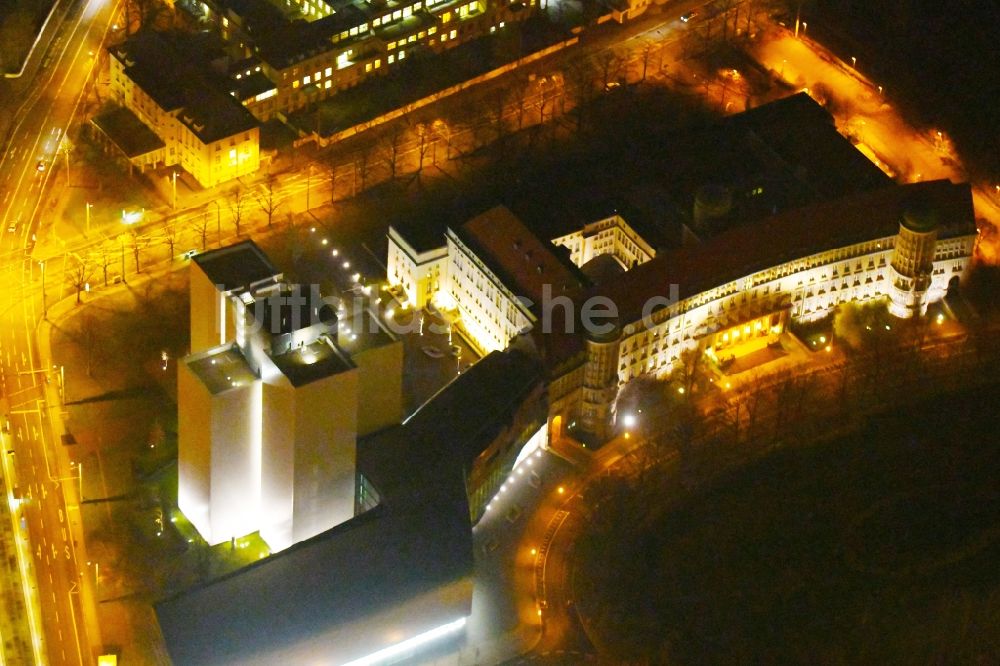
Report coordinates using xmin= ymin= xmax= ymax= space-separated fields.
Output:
xmin=442 ymin=11 xmax=451 ymax=22
xmin=325 ymin=80 xmax=332 ymax=88
xmin=403 ymin=6 xmax=411 ymax=17
xmin=304 ymin=75 xmax=311 ymax=84
xmin=375 ymin=59 xmax=381 ymax=68
xmin=388 ymin=41 xmax=396 ymax=49
xmin=399 ymin=50 xmax=405 ymax=59
xmin=428 ymin=26 xmax=436 ymax=35
xmin=418 ymin=30 xmax=425 ymax=38
xmin=388 ymin=54 xmax=395 ymax=63
xmin=325 ymin=66 xmax=332 ymax=76
xmin=366 ymin=63 xmax=372 ymax=72
xmin=293 ymin=80 xmax=300 ymax=88
xmin=222 ymin=16 xmax=229 ymax=27
xmin=450 ymin=29 xmax=456 ymax=38
xmin=374 ymin=17 xmax=381 ymax=26
xmin=408 ymin=35 xmax=416 ymax=43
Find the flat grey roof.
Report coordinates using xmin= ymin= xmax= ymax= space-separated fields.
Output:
xmin=91 ymin=105 xmax=165 ymax=158
xmin=185 ymin=344 xmax=258 ymax=394
xmin=192 ymin=240 xmax=280 ymax=293
xmin=270 ymin=336 xmax=354 ymax=387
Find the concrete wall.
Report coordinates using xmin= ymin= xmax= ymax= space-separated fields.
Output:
xmin=177 ymin=361 xmax=213 ymax=541
xmin=208 ymin=382 xmax=261 ymax=544
xmin=292 ymin=369 xmax=358 ymax=543
xmin=352 ymin=339 xmax=404 ymax=436
xmin=260 ymin=379 xmax=296 ymax=551
xmin=189 ymin=265 xmax=233 ymax=354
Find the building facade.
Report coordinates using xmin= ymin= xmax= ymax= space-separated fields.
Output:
xmin=108 ymin=32 xmax=261 ymax=188
xmin=200 ymin=0 xmax=536 ymax=122
xmin=387 ymin=182 xmax=978 ymax=443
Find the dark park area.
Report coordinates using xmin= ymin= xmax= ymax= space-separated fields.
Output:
xmin=573 ymin=382 xmax=1000 ymax=663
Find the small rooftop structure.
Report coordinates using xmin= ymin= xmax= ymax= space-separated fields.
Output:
xmin=270 ymin=336 xmax=354 ymax=387
xmin=184 ymin=343 xmax=258 ymax=394
xmin=192 ymin=240 xmax=280 ymax=293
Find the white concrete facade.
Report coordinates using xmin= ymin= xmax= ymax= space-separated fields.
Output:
xmin=550 ymin=214 xmax=655 ymax=271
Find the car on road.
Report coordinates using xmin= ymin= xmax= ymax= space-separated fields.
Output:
xmin=36 ymin=160 xmax=46 ymax=172
xmin=680 ymin=10 xmax=698 ymax=22
xmin=7 ymin=216 xmax=19 ymax=233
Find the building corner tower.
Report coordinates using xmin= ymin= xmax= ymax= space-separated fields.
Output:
xmin=888 ymin=205 xmax=938 ymax=319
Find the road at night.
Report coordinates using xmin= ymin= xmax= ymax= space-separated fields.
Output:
xmin=0 ymin=0 xmax=120 ymax=661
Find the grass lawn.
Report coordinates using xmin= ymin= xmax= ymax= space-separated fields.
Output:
xmin=576 ymin=383 xmax=1000 ymax=663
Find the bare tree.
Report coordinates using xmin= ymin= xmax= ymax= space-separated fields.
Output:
xmin=97 ymin=242 xmax=114 ymax=286
xmin=163 ymin=220 xmax=178 ymax=260
xmin=67 ymin=257 xmax=92 ymax=304
xmin=638 ymin=40 xmax=655 ymax=82
xmin=129 ymin=228 xmax=142 ymax=273
xmin=509 ymin=74 xmax=532 ymax=131
xmin=563 ymin=57 xmax=599 ymax=131
xmin=594 ymin=48 xmax=627 ymax=91
xmin=121 ymin=0 xmax=171 ymax=36
xmin=194 ymin=212 xmax=211 ymax=251
xmin=256 ymin=173 xmax=281 ymax=227
xmin=377 ymin=126 xmax=405 ymax=181
xmin=354 ymin=141 xmax=375 ymax=194
xmin=432 ymin=119 xmax=453 ymax=162
xmin=411 ymin=121 xmax=433 ymax=179
xmin=485 ymin=86 xmax=510 ymax=146
xmin=228 ymin=186 xmax=248 ymax=236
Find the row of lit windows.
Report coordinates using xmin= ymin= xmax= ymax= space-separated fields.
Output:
xmin=387 ymin=27 xmax=437 ymax=50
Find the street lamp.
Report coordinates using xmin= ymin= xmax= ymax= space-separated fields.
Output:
xmin=40 ymin=261 xmax=46 ymax=316
xmin=171 ymin=172 xmax=178 ymax=209
xmin=850 ymin=56 xmax=857 ymax=69
xmin=85 ymin=202 xmax=93 ymax=235
xmin=306 ymin=164 xmax=313 ymax=210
